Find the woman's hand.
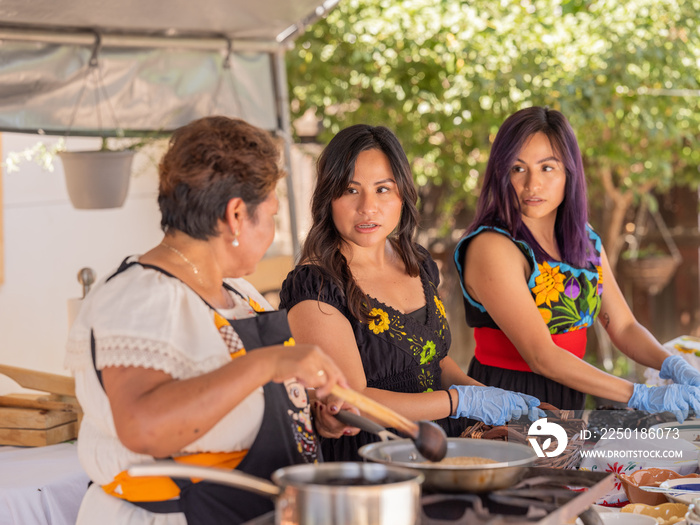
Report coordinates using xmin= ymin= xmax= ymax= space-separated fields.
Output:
xmin=311 ymin=397 xmax=361 ymax=439
xmin=450 ymin=384 xmax=545 ymax=425
xmin=660 ymin=355 xmax=700 ymax=387
xmin=270 ymin=343 xmax=346 ymax=399
xmin=628 ymin=383 xmax=700 ymax=423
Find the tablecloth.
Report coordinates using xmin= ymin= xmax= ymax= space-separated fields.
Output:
xmin=0 ymin=442 xmax=89 ymax=525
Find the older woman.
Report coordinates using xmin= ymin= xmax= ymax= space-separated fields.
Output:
xmin=279 ymin=124 xmax=542 ymax=462
xmin=65 ymin=116 xmax=349 ymax=525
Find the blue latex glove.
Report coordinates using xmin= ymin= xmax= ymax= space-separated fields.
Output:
xmin=628 ymin=383 xmax=700 ymax=423
xmin=449 ymin=384 xmax=545 ymax=426
xmin=660 ymin=355 xmax=700 ymax=387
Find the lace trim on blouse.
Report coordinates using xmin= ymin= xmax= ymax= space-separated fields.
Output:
xmin=101 ymin=334 xmax=227 ymax=380
xmin=66 ymin=333 xmax=226 ymax=380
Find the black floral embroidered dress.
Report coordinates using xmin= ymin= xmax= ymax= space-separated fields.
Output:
xmin=279 ymin=248 xmax=466 ymax=461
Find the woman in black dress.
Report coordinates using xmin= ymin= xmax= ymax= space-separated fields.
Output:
xmin=279 ymin=124 xmax=542 ymax=461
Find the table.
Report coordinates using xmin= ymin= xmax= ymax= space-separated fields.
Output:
xmin=0 ymin=442 xmax=89 ymax=525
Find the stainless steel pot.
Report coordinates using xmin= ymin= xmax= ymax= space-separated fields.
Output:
xmin=358 ymin=437 xmax=537 ymax=493
xmin=128 ymin=460 xmax=424 ymax=525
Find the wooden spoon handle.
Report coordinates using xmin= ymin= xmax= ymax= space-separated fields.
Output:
xmin=330 ymin=384 xmax=418 ymax=437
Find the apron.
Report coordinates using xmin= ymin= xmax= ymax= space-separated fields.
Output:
xmin=95 ymin=259 xmax=321 ymax=524
xmin=179 ymin=304 xmax=321 ymax=524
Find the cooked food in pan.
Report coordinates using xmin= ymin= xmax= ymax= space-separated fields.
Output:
xmin=427 ymin=456 xmax=498 ymax=466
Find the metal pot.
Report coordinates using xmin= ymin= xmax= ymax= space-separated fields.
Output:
xmin=128 ymin=460 xmax=424 ymax=525
xmin=359 ymin=437 xmax=536 ymax=493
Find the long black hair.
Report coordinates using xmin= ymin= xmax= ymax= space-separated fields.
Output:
xmin=300 ymin=124 xmax=424 ymax=322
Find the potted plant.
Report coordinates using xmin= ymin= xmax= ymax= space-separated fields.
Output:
xmin=58 ymin=138 xmax=137 ymax=209
xmin=3 ymin=135 xmax=161 ymax=209
xmin=619 ymin=244 xmax=681 ymax=296
xmin=618 ymin=198 xmax=682 ymax=296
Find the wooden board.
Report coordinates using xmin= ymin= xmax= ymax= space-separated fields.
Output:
xmin=0 ymin=420 xmax=78 ymax=447
xmin=0 ymin=393 xmax=78 ymax=411
xmin=0 ymin=406 xmax=77 ymax=429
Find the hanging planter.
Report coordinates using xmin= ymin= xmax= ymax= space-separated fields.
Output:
xmin=619 ymin=199 xmax=682 ymax=296
xmin=58 ymin=149 xmax=135 ymax=209
xmin=56 ymin=33 xmax=139 ymax=210
xmin=3 ymin=34 xmax=163 ymax=210
xmin=620 ymin=255 xmax=680 ymax=296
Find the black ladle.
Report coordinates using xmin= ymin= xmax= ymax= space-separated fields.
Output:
xmin=330 ymin=384 xmax=447 ymax=462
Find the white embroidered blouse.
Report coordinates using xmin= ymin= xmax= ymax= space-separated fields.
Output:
xmin=65 ymin=256 xmax=270 ymax=488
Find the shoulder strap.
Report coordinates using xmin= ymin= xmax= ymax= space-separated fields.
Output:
xmin=223 ymin=281 xmax=247 ymax=301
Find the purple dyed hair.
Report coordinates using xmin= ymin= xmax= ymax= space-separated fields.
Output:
xmin=467 ymin=106 xmax=591 ymax=267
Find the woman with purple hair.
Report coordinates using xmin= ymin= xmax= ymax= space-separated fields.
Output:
xmin=454 ymin=106 xmax=700 ymax=418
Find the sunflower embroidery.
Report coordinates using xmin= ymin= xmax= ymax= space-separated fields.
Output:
xmin=368 ymin=308 xmax=390 ymax=334
xmin=532 ymin=259 xmax=602 ymax=334
xmin=538 ymin=308 xmax=552 ymax=324
xmin=248 ymin=298 xmax=265 ymax=312
xmin=532 ymin=261 xmax=566 ymax=307
xmin=284 ymin=337 xmax=296 ymax=346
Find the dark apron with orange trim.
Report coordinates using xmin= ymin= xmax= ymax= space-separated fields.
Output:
xmin=178 ymin=309 xmax=320 ymax=524
xmin=96 ymin=259 xmax=321 ymax=524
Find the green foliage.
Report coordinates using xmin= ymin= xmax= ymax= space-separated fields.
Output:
xmin=2 ymin=139 xmax=65 ymax=173
xmin=287 ymin=0 xmax=700 ymax=234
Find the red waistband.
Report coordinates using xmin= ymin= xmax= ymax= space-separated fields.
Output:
xmin=474 ymin=327 xmax=587 ymax=372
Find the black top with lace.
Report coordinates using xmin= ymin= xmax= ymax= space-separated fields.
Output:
xmin=279 ymin=246 xmax=467 ymax=461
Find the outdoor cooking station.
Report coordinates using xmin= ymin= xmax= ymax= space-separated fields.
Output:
xmin=243 ymin=467 xmax=616 ymax=525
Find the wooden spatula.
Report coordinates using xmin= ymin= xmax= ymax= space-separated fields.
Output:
xmin=0 ymin=364 xmax=75 ymax=397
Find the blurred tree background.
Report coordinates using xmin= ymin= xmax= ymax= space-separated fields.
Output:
xmin=286 ymin=0 xmax=700 ymax=374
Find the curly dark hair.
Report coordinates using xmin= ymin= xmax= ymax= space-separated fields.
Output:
xmin=299 ymin=124 xmax=424 ymax=322
xmin=158 ymin=116 xmax=283 ymax=239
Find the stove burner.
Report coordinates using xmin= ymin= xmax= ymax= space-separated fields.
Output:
xmin=243 ymin=467 xmax=615 ymax=525
xmin=420 ymin=467 xmax=614 ymax=524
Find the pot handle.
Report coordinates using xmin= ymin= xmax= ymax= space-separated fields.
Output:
xmin=128 ymin=460 xmax=280 ymax=498
xmin=335 ymin=410 xmax=402 ymax=442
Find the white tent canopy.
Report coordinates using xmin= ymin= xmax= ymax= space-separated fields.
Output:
xmin=0 ymin=0 xmax=338 ymax=134
xmin=0 ymin=0 xmax=338 ymax=254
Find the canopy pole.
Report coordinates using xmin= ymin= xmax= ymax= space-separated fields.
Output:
xmin=0 ymin=26 xmax=279 ymax=52
xmin=272 ymin=49 xmax=301 ymax=262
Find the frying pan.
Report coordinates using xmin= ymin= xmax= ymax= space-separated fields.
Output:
xmin=359 ymin=436 xmax=537 ymax=493
xmin=336 ymin=410 xmax=536 ymax=493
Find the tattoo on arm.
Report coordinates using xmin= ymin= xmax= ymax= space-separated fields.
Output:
xmin=602 ymin=313 xmax=610 ymax=329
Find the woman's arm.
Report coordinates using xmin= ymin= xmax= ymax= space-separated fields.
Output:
xmin=103 ymin=343 xmax=343 ymax=457
xmin=287 ymin=300 xmax=454 ymax=421
xmin=597 ymin=247 xmax=671 ymax=368
xmin=440 ymin=356 xmax=483 ymax=388
xmin=464 ymin=232 xmax=635 ymax=403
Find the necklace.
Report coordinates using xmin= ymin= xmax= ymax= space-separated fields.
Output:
xmin=161 ymin=242 xmax=205 ymax=287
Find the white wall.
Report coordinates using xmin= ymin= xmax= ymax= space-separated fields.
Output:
xmin=0 ymin=133 xmax=163 ymax=393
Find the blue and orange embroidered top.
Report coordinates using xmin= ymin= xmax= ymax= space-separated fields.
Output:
xmin=454 ymin=225 xmax=604 ymax=372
